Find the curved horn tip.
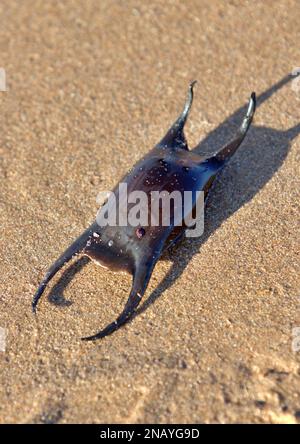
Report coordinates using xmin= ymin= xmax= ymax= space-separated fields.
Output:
xmin=189 ymin=80 xmax=197 ymax=91
xmin=81 ymin=335 xmax=102 ymax=342
xmin=81 ymin=324 xmax=115 ymax=342
xmin=81 ymin=335 xmax=99 ymax=342
xmin=32 ymin=284 xmax=46 ymax=313
xmin=247 ymin=91 xmax=256 ymax=117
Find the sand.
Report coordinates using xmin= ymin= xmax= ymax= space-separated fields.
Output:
xmin=0 ymin=0 xmax=299 ymax=424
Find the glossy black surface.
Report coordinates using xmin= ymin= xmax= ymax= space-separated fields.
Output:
xmin=33 ymin=82 xmax=256 ymax=340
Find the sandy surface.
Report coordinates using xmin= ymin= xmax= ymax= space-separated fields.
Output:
xmin=0 ymin=0 xmax=300 ymax=424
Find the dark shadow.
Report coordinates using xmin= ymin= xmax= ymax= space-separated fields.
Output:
xmin=48 ymin=256 xmax=90 ymax=307
xmin=136 ymin=74 xmax=300 ymax=315
xmin=48 ymin=75 xmax=300 ymax=320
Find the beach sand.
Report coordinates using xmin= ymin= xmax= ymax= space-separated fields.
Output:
xmin=0 ymin=0 xmax=299 ymax=423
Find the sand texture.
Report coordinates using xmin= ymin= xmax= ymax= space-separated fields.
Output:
xmin=0 ymin=0 xmax=299 ymax=423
